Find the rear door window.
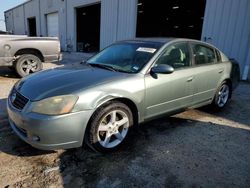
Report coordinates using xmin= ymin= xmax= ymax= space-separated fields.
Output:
xmin=155 ymin=42 xmax=191 ymax=69
xmin=192 ymin=44 xmax=216 ymax=65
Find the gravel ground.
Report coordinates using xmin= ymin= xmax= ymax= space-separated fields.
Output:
xmin=0 ymin=54 xmax=249 ymax=187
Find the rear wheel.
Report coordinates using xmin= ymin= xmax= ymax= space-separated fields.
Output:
xmin=15 ymin=54 xmax=43 ymax=77
xmin=87 ymin=102 xmax=133 ymax=152
xmin=213 ymin=82 xmax=230 ymax=109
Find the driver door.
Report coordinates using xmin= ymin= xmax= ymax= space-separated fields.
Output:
xmin=144 ymin=42 xmax=194 ymax=119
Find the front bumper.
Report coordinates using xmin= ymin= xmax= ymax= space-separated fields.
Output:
xmin=7 ymin=98 xmax=93 ymax=150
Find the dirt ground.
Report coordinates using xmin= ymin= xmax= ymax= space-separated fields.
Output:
xmin=0 ymin=57 xmax=249 ymax=187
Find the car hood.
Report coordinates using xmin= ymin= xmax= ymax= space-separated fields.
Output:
xmin=15 ymin=65 xmax=129 ymax=101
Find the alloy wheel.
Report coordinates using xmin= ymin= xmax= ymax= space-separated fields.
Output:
xmin=217 ymin=84 xmax=230 ymax=107
xmin=97 ymin=110 xmax=129 ymax=148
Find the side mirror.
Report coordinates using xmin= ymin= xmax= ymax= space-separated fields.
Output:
xmin=151 ymin=64 xmax=174 ymax=74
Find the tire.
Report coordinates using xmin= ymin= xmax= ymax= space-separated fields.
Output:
xmin=15 ymin=54 xmax=43 ymax=77
xmin=213 ymin=82 xmax=231 ymax=109
xmin=87 ymin=102 xmax=133 ymax=152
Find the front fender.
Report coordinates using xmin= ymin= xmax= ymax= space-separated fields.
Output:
xmin=73 ymin=90 xmax=142 ymax=111
xmin=72 ymin=74 xmax=145 ymax=121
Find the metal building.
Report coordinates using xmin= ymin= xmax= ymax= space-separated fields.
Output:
xmin=4 ymin=0 xmax=250 ymax=80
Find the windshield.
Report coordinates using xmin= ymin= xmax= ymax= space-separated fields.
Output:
xmin=87 ymin=42 xmax=162 ymax=73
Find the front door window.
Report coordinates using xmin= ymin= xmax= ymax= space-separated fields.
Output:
xmin=155 ymin=42 xmax=191 ymax=69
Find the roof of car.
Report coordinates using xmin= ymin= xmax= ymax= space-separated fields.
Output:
xmin=122 ymin=38 xmax=173 ymax=44
xmin=122 ymin=37 xmax=203 ymax=44
xmin=133 ymin=38 xmax=174 ymax=43
xmin=119 ymin=38 xmax=220 ymax=50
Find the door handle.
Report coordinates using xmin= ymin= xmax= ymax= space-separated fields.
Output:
xmin=187 ymin=77 xmax=193 ymax=82
xmin=218 ymin=69 xmax=224 ymax=73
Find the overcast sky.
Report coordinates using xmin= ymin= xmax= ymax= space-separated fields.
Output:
xmin=0 ymin=0 xmax=26 ymax=31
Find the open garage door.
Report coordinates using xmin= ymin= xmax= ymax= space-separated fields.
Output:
xmin=76 ymin=3 xmax=101 ymax=52
xmin=47 ymin=12 xmax=59 ymax=37
xmin=136 ymin=0 xmax=206 ymax=39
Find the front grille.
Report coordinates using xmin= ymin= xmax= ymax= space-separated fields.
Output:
xmin=11 ymin=90 xmax=29 ymax=110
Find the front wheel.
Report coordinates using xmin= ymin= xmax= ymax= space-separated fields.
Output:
xmin=15 ymin=54 xmax=43 ymax=77
xmin=213 ymin=82 xmax=231 ymax=109
xmin=87 ymin=102 xmax=133 ymax=152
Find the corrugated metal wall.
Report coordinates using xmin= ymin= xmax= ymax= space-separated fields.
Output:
xmin=5 ymin=10 xmax=15 ymax=33
xmin=12 ymin=6 xmax=25 ymax=35
xmin=100 ymin=0 xmax=137 ymax=49
xmin=201 ymin=0 xmax=250 ymax=79
xmin=100 ymin=0 xmax=119 ymax=49
xmin=116 ymin=0 xmax=137 ymax=41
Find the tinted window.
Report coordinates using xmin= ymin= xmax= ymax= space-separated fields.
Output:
xmin=155 ymin=42 xmax=190 ymax=69
xmin=192 ymin=44 xmax=216 ymax=65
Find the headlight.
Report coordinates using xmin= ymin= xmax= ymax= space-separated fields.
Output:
xmin=31 ymin=95 xmax=78 ymax=115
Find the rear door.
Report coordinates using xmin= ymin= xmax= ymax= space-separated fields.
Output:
xmin=144 ymin=42 xmax=194 ymax=119
xmin=190 ymin=43 xmax=225 ymax=104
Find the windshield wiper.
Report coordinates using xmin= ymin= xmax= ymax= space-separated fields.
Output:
xmin=87 ymin=63 xmax=118 ymax=72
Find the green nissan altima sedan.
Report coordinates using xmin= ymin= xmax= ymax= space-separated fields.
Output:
xmin=7 ymin=38 xmax=239 ymax=152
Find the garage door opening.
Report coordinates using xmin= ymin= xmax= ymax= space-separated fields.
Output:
xmin=76 ymin=3 xmax=101 ymax=52
xmin=28 ymin=17 xmax=37 ymax=36
xmin=136 ymin=0 xmax=206 ymax=39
